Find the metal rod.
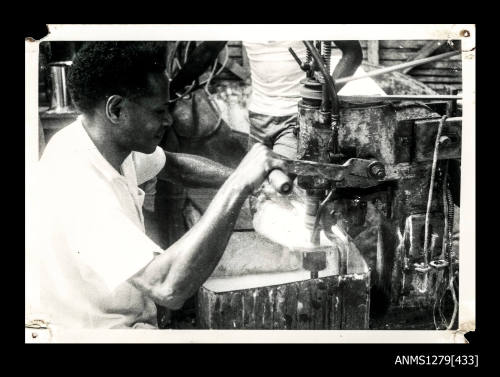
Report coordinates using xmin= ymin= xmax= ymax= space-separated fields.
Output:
xmin=339 ymin=95 xmax=462 ymax=101
xmin=335 ymin=50 xmax=461 ymax=85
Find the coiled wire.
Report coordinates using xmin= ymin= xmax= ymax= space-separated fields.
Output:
xmin=315 ymin=41 xmax=332 ymax=84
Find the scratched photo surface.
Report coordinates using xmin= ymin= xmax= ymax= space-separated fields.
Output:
xmin=26 ymin=25 xmax=475 ymax=343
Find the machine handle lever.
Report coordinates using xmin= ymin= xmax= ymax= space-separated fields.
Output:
xmin=268 ymin=169 xmax=293 ymax=195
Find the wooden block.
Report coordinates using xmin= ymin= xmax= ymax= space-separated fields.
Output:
xmin=243 ymin=290 xmax=256 ymax=328
xmin=367 ymin=40 xmax=379 ymax=65
xmin=379 ymin=50 xmax=417 ymax=60
xmin=405 ymin=214 xmax=444 ymax=259
xmin=340 ymin=277 xmax=369 ymax=329
xmin=327 ymin=277 xmax=342 ymax=329
xmin=412 ymin=76 xmax=463 ymax=83
xmin=406 ymin=41 xmax=444 ymax=61
xmin=227 ymin=46 xmax=242 ymax=58
xmin=380 ymin=50 xmax=462 ymax=61
xmin=403 ymin=41 xmax=445 ymax=74
xmin=198 ymin=274 xmax=370 ymax=329
xmin=229 ymin=292 xmax=244 ymax=328
xmin=197 ymin=237 xmax=370 ymax=329
xmin=425 ymin=83 xmax=463 ymax=93
xmin=296 ymin=280 xmax=312 ymax=329
xmin=380 ymin=40 xmax=430 ymax=49
xmin=394 ymin=120 xmax=414 ymax=163
xmin=241 ymin=43 xmax=250 ymax=69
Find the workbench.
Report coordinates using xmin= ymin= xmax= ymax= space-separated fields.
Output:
xmin=197 ymin=230 xmax=370 ymax=329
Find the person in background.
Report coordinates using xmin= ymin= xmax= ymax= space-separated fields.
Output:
xmin=242 ymin=40 xmax=385 ymax=159
xmin=29 ymin=42 xmax=287 ymax=329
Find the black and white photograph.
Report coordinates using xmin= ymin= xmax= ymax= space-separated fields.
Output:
xmin=25 ymin=24 xmax=475 ymax=343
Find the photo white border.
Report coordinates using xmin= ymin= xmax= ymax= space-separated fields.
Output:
xmin=25 ymin=24 xmax=475 ymax=343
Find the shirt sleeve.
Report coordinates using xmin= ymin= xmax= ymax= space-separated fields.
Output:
xmin=60 ymin=186 xmax=163 ymax=293
xmin=133 ymin=147 xmax=166 ymax=185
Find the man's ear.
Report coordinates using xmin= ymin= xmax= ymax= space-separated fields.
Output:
xmin=105 ymin=95 xmax=124 ymax=124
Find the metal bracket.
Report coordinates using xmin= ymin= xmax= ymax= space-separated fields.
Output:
xmin=279 ymin=157 xmax=385 ymax=188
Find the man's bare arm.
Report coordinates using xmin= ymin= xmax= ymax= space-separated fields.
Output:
xmin=129 ymin=144 xmax=287 ymax=309
xmin=162 ymin=150 xmax=234 ymax=188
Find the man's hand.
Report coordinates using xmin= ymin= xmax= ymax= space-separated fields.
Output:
xmin=231 ymin=143 xmax=289 ymax=195
xmin=130 ymin=143 xmax=290 ymax=310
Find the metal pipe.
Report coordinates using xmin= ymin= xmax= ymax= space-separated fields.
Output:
xmin=47 ymin=61 xmax=73 ymax=114
xmin=335 ymin=50 xmax=461 ymax=85
xmin=170 ymin=41 xmax=227 ymax=95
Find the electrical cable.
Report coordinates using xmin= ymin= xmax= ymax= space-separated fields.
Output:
xmin=199 ymin=44 xmax=229 ymax=88
xmin=203 ymin=54 xmax=221 ymax=96
xmin=214 ymin=44 xmax=229 ymax=76
xmin=174 ymin=57 xmax=182 ymax=71
xmin=418 ymin=115 xmax=447 ymax=293
xmin=445 ymin=183 xmax=458 ymax=330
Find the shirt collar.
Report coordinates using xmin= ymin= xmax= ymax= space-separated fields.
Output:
xmin=73 ymin=116 xmax=134 ymax=184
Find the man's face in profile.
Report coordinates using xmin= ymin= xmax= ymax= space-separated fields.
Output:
xmin=120 ymin=72 xmax=173 ymax=154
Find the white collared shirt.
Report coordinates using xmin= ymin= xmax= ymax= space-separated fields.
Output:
xmin=28 ymin=118 xmax=166 ymax=329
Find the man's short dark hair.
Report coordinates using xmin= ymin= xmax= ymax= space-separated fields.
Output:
xmin=68 ymin=42 xmax=167 ymax=113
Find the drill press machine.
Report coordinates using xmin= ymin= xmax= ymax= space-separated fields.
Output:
xmin=279 ymin=40 xmax=461 ymax=314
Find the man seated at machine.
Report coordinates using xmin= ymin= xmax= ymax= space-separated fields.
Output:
xmin=28 ymin=42 xmax=289 ymax=329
